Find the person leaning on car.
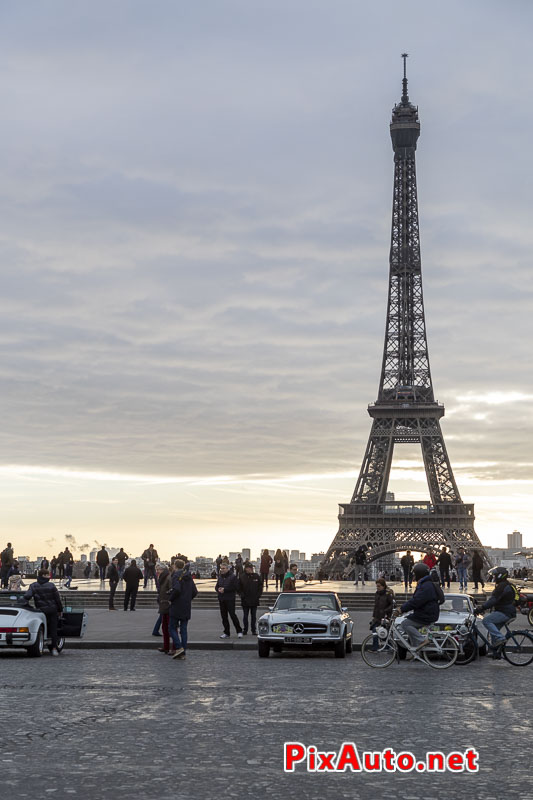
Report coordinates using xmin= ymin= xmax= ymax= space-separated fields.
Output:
xmin=24 ymin=568 xmax=63 ymax=656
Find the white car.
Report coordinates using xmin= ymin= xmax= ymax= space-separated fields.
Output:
xmin=257 ymin=591 xmax=354 ymax=658
xmin=0 ymin=591 xmax=87 ymax=657
xmin=395 ymin=592 xmax=478 ymax=663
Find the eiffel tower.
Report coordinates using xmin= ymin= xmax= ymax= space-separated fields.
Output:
xmin=322 ymin=56 xmax=490 ymax=576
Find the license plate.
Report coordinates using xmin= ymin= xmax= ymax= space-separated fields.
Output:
xmin=284 ymin=636 xmax=312 ymax=644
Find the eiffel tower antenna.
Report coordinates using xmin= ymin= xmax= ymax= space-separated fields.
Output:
xmin=321 ymin=60 xmax=491 ymax=577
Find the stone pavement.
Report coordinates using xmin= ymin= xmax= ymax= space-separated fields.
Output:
xmin=0 ymin=649 xmax=529 ymax=799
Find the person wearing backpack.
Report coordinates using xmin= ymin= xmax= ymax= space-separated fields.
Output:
xmin=475 ymin=566 xmax=517 ymax=657
xmin=399 ymin=563 xmax=441 ymax=651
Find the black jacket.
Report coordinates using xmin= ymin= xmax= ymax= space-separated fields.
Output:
xmin=123 ymin=565 xmax=143 ymax=587
xmin=238 ymin=572 xmax=263 ymax=607
xmin=372 ymin=588 xmax=394 ymax=623
xmin=96 ymin=549 xmax=110 ymax=567
xmin=482 ymin=580 xmax=516 ymax=618
xmin=107 ymin=564 xmax=119 ymax=584
xmin=24 ymin=576 xmax=63 ymax=614
xmin=215 ymin=571 xmax=239 ymax=596
xmin=169 ymin=568 xmax=198 ymax=620
xmin=438 ymin=552 xmax=452 ymax=569
xmin=116 ymin=550 xmax=128 ymax=566
xmin=400 ymin=575 xmax=440 ymax=624
xmin=401 ymin=554 xmax=414 ymax=570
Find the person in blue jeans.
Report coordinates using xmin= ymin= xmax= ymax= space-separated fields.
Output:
xmin=455 ymin=548 xmax=470 ymax=592
xmin=476 ymin=566 xmax=517 ymax=659
xmin=168 ymin=559 xmax=197 ymax=660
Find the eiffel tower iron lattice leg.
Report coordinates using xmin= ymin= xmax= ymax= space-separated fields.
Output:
xmin=322 ymin=57 xmax=491 ymax=577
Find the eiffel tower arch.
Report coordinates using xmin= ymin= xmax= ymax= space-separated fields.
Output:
xmin=322 ymin=56 xmax=491 ymax=577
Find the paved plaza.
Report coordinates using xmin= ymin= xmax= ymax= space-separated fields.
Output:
xmin=0 ymin=649 xmax=530 ymax=799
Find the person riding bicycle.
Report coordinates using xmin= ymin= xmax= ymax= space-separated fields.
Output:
xmin=475 ymin=566 xmax=516 ymax=658
xmin=399 ymin=562 xmax=440 ymax=651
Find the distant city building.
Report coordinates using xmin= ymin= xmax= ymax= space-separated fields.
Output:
xmin=299 ymin=553 xmax=306 ymax=561
xmin=508 ymin=530 xmax=523 ymax=550
xmin=242 ymin=548 xmax=251 ymax=561
xmin=290 ymin=550 xmax=300 ymax=562
xmin=80 ymin=553 xmax=87 ymax=562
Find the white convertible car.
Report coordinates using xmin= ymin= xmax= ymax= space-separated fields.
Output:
xmin=0 ymin=591 xmax=87 ymax=657
xmin=257 ymin=591 xmax=354 ymax=658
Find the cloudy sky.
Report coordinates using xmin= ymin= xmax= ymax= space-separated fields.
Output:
xmin=1 ymin=1 xmax=532 ymax=560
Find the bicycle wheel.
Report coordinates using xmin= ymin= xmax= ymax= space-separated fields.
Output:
xmin=455 ymin=633 xmax=477 ymax=666
xmin=361 ymin=634 xmax=397 ymax=668
xmin=423 ymin=633 xmax=458 ymax=669
xmin=503 ymin=631 xmax=533 ymax=666
xmin=528 ymin=607 xmax=533 ymax=627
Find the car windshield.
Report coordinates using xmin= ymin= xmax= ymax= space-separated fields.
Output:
xmin=440 ymin=597 xmax=472 ymax=613
xmin=274 ymin=594 xmax=339 ymax=612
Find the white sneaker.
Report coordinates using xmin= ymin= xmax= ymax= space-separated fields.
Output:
xmin=237 ymin=632 xmax=243 ymax=638
xmin=51 ymin=649 xmax=60 ymax=657
xmin=219 ymin=633 xmax=230 ymax=639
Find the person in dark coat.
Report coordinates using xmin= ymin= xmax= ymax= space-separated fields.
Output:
xmin=0 ymin=542 xmax=14 ymax=588
xmin=168 ymin=560 xmax=198 ymax=658
xmin=238 ymin=563 xmax=263 ymax=635
xmin=141 ymin=544 xmax=159 ymax=588
xmin=96 ymin=547 xmax=110 ymax=582
xmin=56 ymin=550 xmax=65 ymax=581
xmin=63 ymin=547 xmax=74 ymax=588
xmin=83 ymin=562 xmax=91 ymax=579
xmin=24 ymin=569 xmax=63 ymax=654
xmin=400 ymin=563 xmax=440 ymax=650
xmin=122 ymin=560 xmax=143 ymax=611
xmin=260 ymin=549 xmax=273 ymax=589
xmin=107 ymin=557 xmax=119 ymax=610
xmin=115 ymin=548 xmax=128 ymax=580
xmin=156 ymin=564 xmax=172 ymax=653
xmin=369 ymin=578 xmax=395 ymax=650
xmin=471 ymin=550 xmax=485 ymax=590
xmin=400 ymin=551 xmax=414 ymax=589
xmin=215 ymin=563 xmax=243 ymax=638
xmin=438 ymin=547 xmax=452 ymax=589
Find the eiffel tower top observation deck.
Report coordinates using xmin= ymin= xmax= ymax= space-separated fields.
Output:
xmin=321 ymin=57 xmax=490 ymax=573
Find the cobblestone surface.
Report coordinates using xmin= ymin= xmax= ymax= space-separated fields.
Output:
xmin=0 ymin=649 xmax=530 ymax=799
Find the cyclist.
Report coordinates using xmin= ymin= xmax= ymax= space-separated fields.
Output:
xmin=399 ymin=562 xmax=440 ymax=651
xmin=475 ymin=566 xmax=517 ymax=658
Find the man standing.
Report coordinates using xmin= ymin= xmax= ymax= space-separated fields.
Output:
xmin=107 ymin=557 xmax=120 ymax=611
xmin=259 ymin=549 xmax=272 ymax=589
xmin=24 ymin=569 xmax=63 ymax=655
xmin=57 ymin=551 xmax=65 ymax=581
xmin=400 ymin=551 xmax=415 ymax=590
xmin=96 ymin=546 xmax=110 ymax=582
xmin=455 ymin=548 xmax=470 ymax=592
xmin=169 ymin=559 xmax=198 ymax=659
xmin=282 ymin=563 xmax=298 ymax=592
xmin=238 ymin=562 xmax=263 ymax=635
xmin=141 ymin=544 xmax=159 ymax=588
xmin=215 ymin=554 xmax=222 ymax=576
xmin=215 ymin=563 xmax=243 ymax=639
xmin=438 ymin=547 xmax=452 ymax=589
xmin=122 ymin=559 xmax=143 ymax=611
xmin=63 ymin=547 xmax=74 ymax=588
xmin=115 ymin=548 xmax=128 ymax=580
xmin=0 ymin=542 xmax=14 ymax=589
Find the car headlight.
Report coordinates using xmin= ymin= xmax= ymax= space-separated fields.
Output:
xmin=458 ymin=624 xmax=468 ymax=636
xmin=258 ymin=621 xmax=269 ymax=634
xmin=330 ymin=620 xmax=341 ymax=635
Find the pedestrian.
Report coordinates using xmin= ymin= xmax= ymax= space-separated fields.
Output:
xmin=215 ymin=554 xmax=222 ymax=576
xmin=353 ymin=546 xmax=367 ymax=587
xmin=24 ymin=569 xmax=63 ymax=655
xmin=122 ymin=559 xmax=143 ymax=611
xmin=57 ymin=551 xmax=65 ymax=580
xmin=472 ymin=550 xmax=485 ymax=591
xmin=400 ymin=551 xmax=414 ymax=589
xmin=282 ymin=563 xmax=298 ymax=592
xmin=438 ymin=546 xmax=452 ymax=588
xmin=141 ymin=544 xmax=159 ymax=588
xmin=63 ymin=547 xmax=74 ymax=588
xmin=96 ymin=546 xmax=110 ymax=582
xmin=169 ymin=559 xmax=198 ymax=659
xmin=235 ymin=554 xmax=243 ymax=578
xmin=369 ymin=578 xmax=395 ymax=650
xmin=50 ymin=556 xmax=58 ymax=579
xmin=83 ymin=562 xmax=91 ymax=579
xmin=476 ymin=567 xmax=517 ymax=657
xmin=8 ymin=562 xmax=25 ymax=591
xmin=215 ymin=563 xmax=243 ymax=638
xmin=40 ymin=558 xmax=50 ymax=572
xmin=455 ymin=548 xmax=470 ymax=592
xmin=238 ymin=562 xmax=263 ymax=635
xmin=107 ymin=557 xmax=119 ymax=610
xmin=259 ymin=549 xmax=272 ymax=589
xmin=422 ymin=550 xmax=437 ymax=570
xmin=0 ymin=542 xmax=14 ymax=588
xmin=156 ymin=563 xmax=172 ymax=653
xmin=116 ymin=548 xmax=128 ymax=580
xmin=273 ymin=549 xmax=285 ymax=591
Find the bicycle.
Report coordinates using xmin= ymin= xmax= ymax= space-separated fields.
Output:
xmin=361 ymin=614 xmax=458 ymax=670
xmin=456 ymin=609 xmax=533 ymax=666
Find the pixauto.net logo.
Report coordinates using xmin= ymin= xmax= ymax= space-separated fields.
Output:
xmin=284 ymin=742 xmax=479 ymax=774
